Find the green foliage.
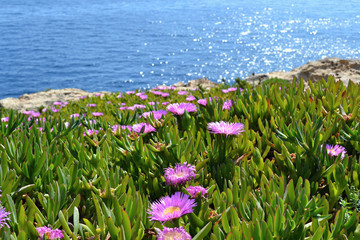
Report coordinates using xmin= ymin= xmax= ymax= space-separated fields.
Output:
xmin=0 ymin=76 xmax=360 ymax=239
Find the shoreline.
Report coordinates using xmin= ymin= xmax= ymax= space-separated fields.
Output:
xmin=1 ymin=57 xmax=360 ymax=112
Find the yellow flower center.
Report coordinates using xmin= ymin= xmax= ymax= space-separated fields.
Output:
xmin=164 ymin=231 xmax=183 ymax=240
xmin=163 ymin=206 xmax=181 ymax=216
xmin=174 ymin=172 xmax=186 ymax=178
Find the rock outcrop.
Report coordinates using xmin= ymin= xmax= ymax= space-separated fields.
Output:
xmin=244 ymin=57 xmax=360 ymax=85
xmin=0 ymin=88 xmax=109 ymax=112
xmin=170 ymin=77 xmax=220 ymax=91
xmin=0 ymin=78 xmax=219 ymax=112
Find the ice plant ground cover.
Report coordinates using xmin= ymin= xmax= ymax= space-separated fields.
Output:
xmin=2 ymin=77 xmax=360 ymax=238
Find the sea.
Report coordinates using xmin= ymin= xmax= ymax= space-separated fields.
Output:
xmin=0 ymin=0 xmax=359 ymax=98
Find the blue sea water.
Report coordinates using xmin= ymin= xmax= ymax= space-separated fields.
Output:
xmin=0 ymin=0 xmax=359 ymax=98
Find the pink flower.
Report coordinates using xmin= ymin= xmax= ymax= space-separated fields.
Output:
xmin=197 ymin=97 xmax=218 ymax=106
xmin=132 ymin=122 xmax=156 ymax=134
xmin=92 ymin=112 xmax=103 ymax=117
xmin=148 ymin=101 xmax=159 ymax=106
xmin=140 ymin=94 xmax=148 ymax=100
xmin=186 ymin=186 xmax=208 ymax=198
xmin=112 ymin=125 xmax=132 ymax=134
xmin=140 ymin=110 xmax=167 ymax=119
xmin=36 ymin=226 xmax=64 ymax=239
xmin=53 ymin=101 xmax=62 ymax=105
xmin=325 ymin=144 xmax=346 ymax=159
xmin=162 ymin=102 xmax=170 ymax=106
xmin=86 ymin=104 xmax=97 ymax=107
xmin=1 ymin=117 xmax=9 ymax=122
xmin=83 ymin=129 xmax=99 ymax=137
xmin=161 ymin=92 xmax=170 ymax=97
xmin=164 ymin=163 xmax=196 ymax=186
xmin=177 ymin=91 xmax=188 ymax=95
xmin=0 ymin=190 xmax=10 ymax=229
xmin=186 ymin=95 xmax=196 ymax=101
xmin=23 ymin=110 xmax=34 ymax=115
xmin=126 ymin=91 xmax=135 ymax=95
xmin=166 ymin=103 xmax=197 ymax=115
xmin=128 ymin=104 xmax=146 ymax=111
xmin=148 ymin=192 xmax=196 ymax=222
xmin=156 ymin=227 xmax=192 ymax=240
xmin=207 ymin=121 xmax=245 ymax=137
xmin=151 ymin=91 xmax=164 ymax=95
xmin=222 ymin=100 xmax=233 ymax=110
xmin=222 ymin=87 xmax=238 ymax=93
xmin=136 ymin=92 xmax=145 ymax=96
xmin=70 ymin=113 xmax=80 ymax=118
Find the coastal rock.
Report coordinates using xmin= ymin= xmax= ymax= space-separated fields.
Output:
xmin=244 ymin=57 xmax=360 ymax=85
xmin=0 ymin=88 xmax=109 ymax=112
xmin=172 ymin=77 xmax=220 ymax=91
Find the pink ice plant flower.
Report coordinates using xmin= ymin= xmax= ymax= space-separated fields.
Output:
xmin=0 ymin=206 xmax=10 ymax=229
xmin=325 ymin=144 xmax=346 ymax=159
xmin=36 ymin=226 xmax=64 ymax=239
xmin=128 ymin=104 xmax=146 ymax=110
xmin=164 ymin=163 xmax=196 ymax=186
xmin=0 ymin=191 xmax=10 ymax=229
xmin=92 ymin=112 xmax=103 ymax=117
xmin=148 ymin=101 xmax=160 ymax=106
xmin=222 ymin=87 xmax=239 ymax=93
xmin=112 ymin=125 xmax=132 ymax=134
xmin=197 ymin=97 xmax=218 ymax=106
xmin=126 ymin=91 xmax=135 ymax=95
xmin=162 ymin=102 xmax=170 ymax=106
xmin=186 ymin=186 xmax=208 ymax=199
xmin=53 ymin=101 xmax=62 ymax=105
xmin=70 ymin=113 xmax=79 ymax=118
xmin=132 ymin=122 xmax=156 ymax=134
xmin=23 ymin=110 xmax=34 ymax=115
xmin=136 ymin=92 xmax=145 ymax=96
xmin=83 ymin=129 xmax=99 ymax=137
xmin=177 ymin=91 xmax=188 ymax=95
xmin=140 ymin=110 xmax=167 ymax=119
xmin=151 ymin=91 xmax=164 ymax=95
xmin=156 ymin=226 xmax=192 ymax=240
xmin=1 ymin=117 xmax=9 ymax=122
xmin=186 ymin=95 xmax=196 ymax=101
xmin=222 ymin=100 xmax=233 ymax=110
xmin=139 ymin=94 xmax=148 ymax=100
xmin=161 ymin=92 xmax=170 ymax=97
xmin=148 ymin=192 xmax=196 ymax=222
xmin=207 ymin=121 xmax=245 ymax=137
xmin=86 ymin=104 xmax=97 ymax=107
xmin=166 ymin=103 xmax=197 ymax=115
